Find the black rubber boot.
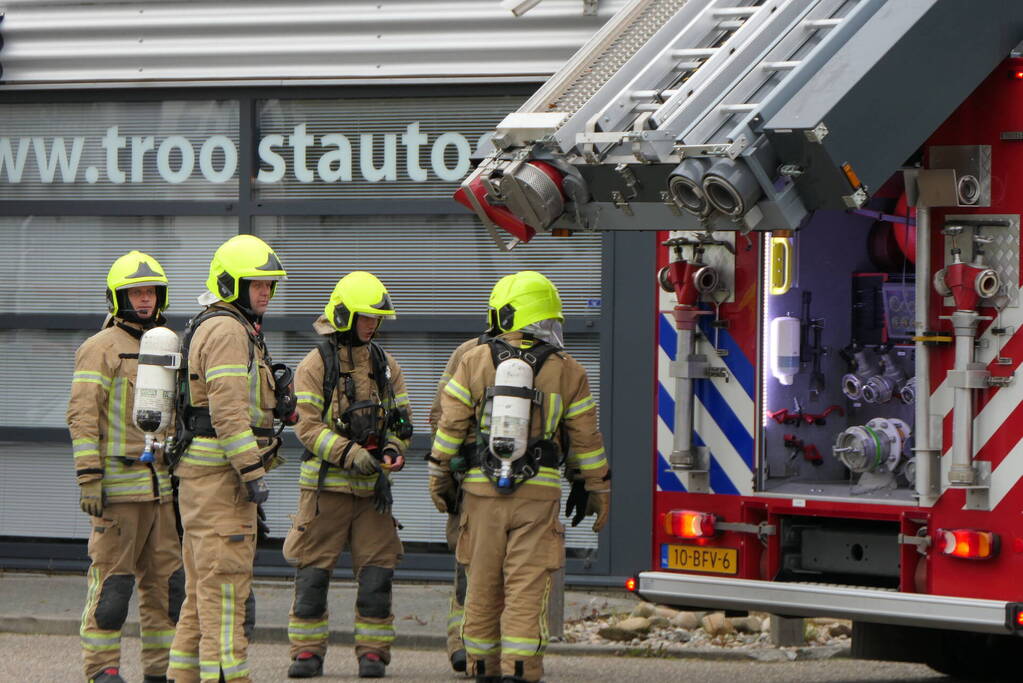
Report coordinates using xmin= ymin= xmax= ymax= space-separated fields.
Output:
xmin=450 ymin=648 xmax=467 ymax=673
xmin=358 ymin=652 xmax=386 ymax=678
xmin=90 ymin=669 xmax=126 ymax=683
xmin=288 ymin=652 xmax=324 ymax=678
xmin=143 ymin=676 xmax=169 ymax=683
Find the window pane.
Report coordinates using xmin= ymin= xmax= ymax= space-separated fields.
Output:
xmin=254 ymin=215 xmax=604 ymax=318
xmin=0 ymin=215 xmax=237 ymax=315
xmin=0 ymin=101 xmax=239 ymax=199
xmin=255 ymin=95 xmax=525 ymax=199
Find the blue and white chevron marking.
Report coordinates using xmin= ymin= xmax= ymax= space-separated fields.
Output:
xmin=656 ymin=311 xmax=756 ymax=494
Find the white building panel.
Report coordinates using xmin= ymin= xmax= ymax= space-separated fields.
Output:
xmin=0 ymin=0 xmax=626 ymax=88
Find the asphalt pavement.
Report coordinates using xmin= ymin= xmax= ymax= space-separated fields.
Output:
xmin=0 ymin=571 xmax=954 ymax=682
xmin=0 ymin=633 xmax=950 ymax=682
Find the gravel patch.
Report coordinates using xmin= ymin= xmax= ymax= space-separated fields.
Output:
xmin=559 ymin=599 xmax=852 ymax=660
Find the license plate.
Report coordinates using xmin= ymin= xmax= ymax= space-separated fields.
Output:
xmin=661 ymin=544 xmax=738 ymax=574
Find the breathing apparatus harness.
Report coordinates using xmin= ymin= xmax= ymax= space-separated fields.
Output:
xmin=166 ymin=305 xmax=297 ymax=469
xmin=472 ymin=336 xmax=562 ymax=494
xmin=108 ymin=315 xmax=171 ymax=493
xmin=301 ymin=333 xmax=412 ymax=513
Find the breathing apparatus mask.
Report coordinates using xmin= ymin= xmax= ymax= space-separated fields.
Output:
xmin=272 ymin=363 xmax=299 ymax=426
xmin=335 ymin=399 xmax=387 ymax=448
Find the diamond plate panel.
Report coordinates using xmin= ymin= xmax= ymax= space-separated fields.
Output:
xmin=942 ymin=214 xmax=1020 ymax=309
xmin=551 ymin=0 xmax=688 ymax=116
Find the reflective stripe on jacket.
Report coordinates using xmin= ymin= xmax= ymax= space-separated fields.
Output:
xmin=430 ymin=331 xmax=608 ymax=500
xmin=294 ymin=315 xmax=411 ymax=496
xmin=174 ymin=302 xmax=275 ymax=481
xmin=66 ymin=317 xmax=173 ymax=502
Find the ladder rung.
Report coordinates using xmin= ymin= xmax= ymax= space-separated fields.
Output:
xmin=631 ymin=90 xmax=674 ymax=100
xmin=718 ymin=20 xmax=746 ymax=30
xmin=803 ymin=18 xmax=843 ymax=29
xmin=717 ymin=103 xmax=759 ymax=113
xmin=672 ymin=61 xmax=704 ymax=71
xmin=711 ymin=7 xmax=759 ymax=17
xmin=672 ymin=48 xmax=718 ymax=58
xmin=761 ymin=61 xmax=801 ymax=71
xmin=635 ymin=103 xmax=661 ymax=112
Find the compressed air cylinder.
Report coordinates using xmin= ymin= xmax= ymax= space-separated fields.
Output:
xmin=133 ymin=327 xmax=181 ymax=461
xmin=769 ymin=316 xmax=800 ymax=386
xmin=489 ymin=357 xmax=534 ymax=488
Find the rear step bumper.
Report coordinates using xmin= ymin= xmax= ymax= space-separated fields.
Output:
xmin=638 ymin=571 xmax=1011 ymax=634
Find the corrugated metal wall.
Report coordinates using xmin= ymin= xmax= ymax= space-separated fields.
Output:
xmin=0 ymin=0 xmax=626 ymax=88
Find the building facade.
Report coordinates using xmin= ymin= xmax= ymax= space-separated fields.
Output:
xmin=0 ymin=0 xmax=655 ymax=585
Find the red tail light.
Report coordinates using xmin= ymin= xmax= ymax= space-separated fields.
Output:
xmin=663 ymin=510 xmax=717 ymax=539
xmin=937 ymin=528 xmax=1000 ymax=560
xmin=625 ymin=577 xmax=637 ymax=592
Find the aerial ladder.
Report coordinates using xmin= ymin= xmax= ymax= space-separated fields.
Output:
xmin=457 ymin=0 xmax=1023 ymax=247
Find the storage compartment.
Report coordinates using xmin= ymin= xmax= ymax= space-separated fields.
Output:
xmin=759 ymin=208 xmax=917 ymax=502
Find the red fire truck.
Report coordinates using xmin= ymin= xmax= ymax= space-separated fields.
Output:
xmin=457 ymin=0 xmax=1023 ymax=677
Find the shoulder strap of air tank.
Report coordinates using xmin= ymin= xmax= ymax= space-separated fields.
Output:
xmin=368 ymin=340 xmax=392 ymax=397
xmin=486 ymin=336 xmax=558 ymax=374
xmin=315 ymin=337 xmax=339 ymax=420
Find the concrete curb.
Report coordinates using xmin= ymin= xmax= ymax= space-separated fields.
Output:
xmin=0 ymin=616 xmax=851 ymax=662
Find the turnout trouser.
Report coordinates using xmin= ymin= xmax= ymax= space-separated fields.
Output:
xmin=458 ymin=493 xmax=564 ymax=682
xmin=282 ymin=489 xmax=403 ymax=664
xmin=168 ymin=469 xmax=257 ymax=683
xmin=81 ymin=500 xmax=183 ymax=681
xmin=445 ymin=511 xmax=467 ymax=658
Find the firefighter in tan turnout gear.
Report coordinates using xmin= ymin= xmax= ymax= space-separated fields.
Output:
xmin=167 ymin=235 xmax=292 ymax=683
xmin=427 ymin=274 xmax=514 ymax=675
xmin=429 ymin=271 xmax=611 ymax=683
xmin=67 ymin=251 xmax=184 ymax=683
xmin=283 ymin=271 xmax=411 ymax=679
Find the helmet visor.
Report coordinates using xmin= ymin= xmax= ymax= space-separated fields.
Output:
xmin=116 ymin=280 xmax=166 ymax=290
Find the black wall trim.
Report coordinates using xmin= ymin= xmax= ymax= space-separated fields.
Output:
xmin=0 ymin=199 xmax=472 ymax=217
xmin=0 ymin=539 xmax=623 ymax=587
xmin=0 ymin=82 xmax=538 ymax=105
xmin=0 ymin=313 xmax=602 ymax=334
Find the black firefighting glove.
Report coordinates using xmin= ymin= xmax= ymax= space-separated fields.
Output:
xmin=565 ymin=477 xmax=589 ymax=527
xmin=256 ymin=504 xmax=270 ymax=546
xmin=372 ymin=468 xmax=393 ymax=515
xmin=245 ymin=476 xmax=269 ymax=505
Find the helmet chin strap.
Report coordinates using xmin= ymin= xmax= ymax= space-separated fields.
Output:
xmin=339 ymin=313 xmax=374 ymax=347
xmin=115 ymin=291 xmax=158 ymax=328
xmin=231 ymin=280 xmax=263 ymax=324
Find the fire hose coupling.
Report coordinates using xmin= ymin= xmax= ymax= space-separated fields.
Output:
xmin=667 ymin=158 xmax=712 ymax=217
xmin=833 ymin=417 xmax=910 ymax=474
xmin=933 ymin=248 xmax=1000 ymax=311
xmin=861 ymin=348 xmax=909 ymax=405
xmin=841 ymin=344 xmax=911 ymax=405
xmin=701 ymin=158 xmax=763 ymax=219
xmin=455 ymin=155 xmax=587 ymax=245
xmin=840 ymin=343 xmax=881 ymax=402
xmin=898 ymin=376 xmax=917 ymax=404
xmin=657 ymin=255 xmax=718 ymax=309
